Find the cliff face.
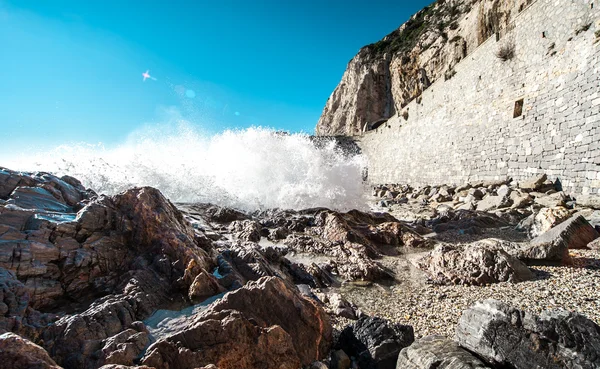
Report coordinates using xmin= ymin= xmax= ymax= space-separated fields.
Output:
xmin=316 ymin=0 xmax=524 ymax=136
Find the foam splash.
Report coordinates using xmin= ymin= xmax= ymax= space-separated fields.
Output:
xmin=5 ymin=125 xmax=368 ymax=211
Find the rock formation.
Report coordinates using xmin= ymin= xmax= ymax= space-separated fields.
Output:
xmin=456 ymin=299 xmax=600 ymax=369
xmin=317 ymin=0 xmax=522 ymax=135
xmin=141 ymin=277 xmax=332 ymax=369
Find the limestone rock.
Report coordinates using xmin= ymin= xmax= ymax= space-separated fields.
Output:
xmin=141 ymin=277 xmax=332 ymax=369
xmin=0 ymin=332 xmax=61 ymax=369
xmin=529 ymin=207 xmax=572 ymax=238
xmin=456 ymin=299 xmax=600 ymax=369
xmin=574 ymin=194 xmax=600 ymax=210
xmin=476 ymin=195 xmax=511 ymax=212
xmin=533 ymin=192 xmax=567 ymax=208
xmin=416 ymin=243 xmax=533 ymax=285
xmin=520 ymin=173 xmax=548 ymax=191
xmin=589 ymin=237 xmax=600 ymax=250
xmin=336 ymin=316 xmax=414 ymax=369
xmin=316 ymin=1 xmax=523 ymax=135
xmin=396 ymin=335 xmax=491 ymax=369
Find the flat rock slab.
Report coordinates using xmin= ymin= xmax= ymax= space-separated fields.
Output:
xmin=528 ymin=215 xmax=599 ymax=261
xmin=396 ymin=335 xmax=490 ymax=369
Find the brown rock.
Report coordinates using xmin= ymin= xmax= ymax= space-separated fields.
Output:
xmin=0 ymin=332 xmax=61 ymax=369
xmin=527 ymin=215 xmax=599 ymax=261
xmin=416 ymin=243 xmax=533 ymax=285
xmin=141 ymin=277 xmax=332 ymax=369
xmin=188 ymin=270 xmax=226 ymax=303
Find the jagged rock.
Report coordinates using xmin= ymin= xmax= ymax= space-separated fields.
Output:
xmin=336 ymin=316 xmax=414 ymax=369
xmin=416 ymin=243 xmax=533 ymax=285
xmin=101 ymin=328 xmax=150 ymax=367
xmin=527 ymin=215 xmax=599 ymax=261
xmin=44 ymin=270 xmax=172 ymax=369
xmin=7 ymin=187 xmax=72 ymax=213
xmin=456 ymin=299 xmax=600 ymax=369
xmin=188 ymin=270 xmax=226 ymax=303
xmin=520 ymin=174 xmax=548 ymax=191
xmin=229 ymin=220 xmax=262 ymax=242
xmin=0 ymin=332 xmax=61 ymax=369
xmin=316 ymin=1 xmax=522 ymax=135
xmin=430 ymin=209 xmax=509 ymax=234
xmin=1 ymin=186 xmax=212 ymax=310
xmin=396 ymin=335 xmax=490 ymax=369
xmin=510 ymin=191 xmax=533 ymax=209
xmin=141 ymin=277 xmax=332 ymax=369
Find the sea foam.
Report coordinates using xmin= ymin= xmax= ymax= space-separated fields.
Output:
xmin=5 ymin=125 xmax=368 ymax=211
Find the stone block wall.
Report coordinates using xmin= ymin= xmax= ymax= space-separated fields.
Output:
xmin=359 ymin=0 xmax=600 ymax=194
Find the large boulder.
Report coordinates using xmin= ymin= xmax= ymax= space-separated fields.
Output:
xmin=0 ymin=332 xmax=61 ymax=369
xmin=0 ymin=185 xmax=213 ymax=310
xmin=396 ymin=335 xmax=490 ymax=369
xmin=336 ymin=316 xmax=414 ymax=369
xmin=456 ymin=300 xmax=600 ymax=369
xmin=141 ymin=277 xmax=332 ymax=369
xmin=526 ymin=215 xmax=599 ymax=262
xmin=416 ymin=243 xmax=533 ymax=285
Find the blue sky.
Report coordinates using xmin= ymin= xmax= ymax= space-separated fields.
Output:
xmin=0 ymin=0 xmax=431 ymax=153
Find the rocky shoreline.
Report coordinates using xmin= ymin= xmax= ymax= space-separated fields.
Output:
xmin=1 ymin=166 xmax=600 ymax=369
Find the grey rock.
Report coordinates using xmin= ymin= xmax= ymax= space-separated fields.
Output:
xmin=456 ymin=299 xmax=600 ymax=369
xmin=496 ymin=185 xmax=511 ymax=198
xmin=396 ymin=335 xmax=490 ymax=369
xmin=229 ymin=220 xmax=262 ymax=242
xmin=476 ymin=195 xmax=511 ymax=212
xmin=588 ymin=237 xmax=600 ymax=250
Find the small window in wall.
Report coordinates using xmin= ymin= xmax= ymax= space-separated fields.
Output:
xmin=513 ymin=99 xmax=524 ymax=118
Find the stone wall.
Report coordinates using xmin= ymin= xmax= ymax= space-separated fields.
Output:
xmin=359 ymin=0 xmax=600 ymax=194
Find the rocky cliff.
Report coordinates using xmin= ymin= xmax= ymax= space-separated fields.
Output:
xmin=316 ymin=0 xmax=527 ymax=136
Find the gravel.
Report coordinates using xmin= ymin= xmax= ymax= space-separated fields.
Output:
xmin=336 ymin=248 xmax=600 ymax=338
